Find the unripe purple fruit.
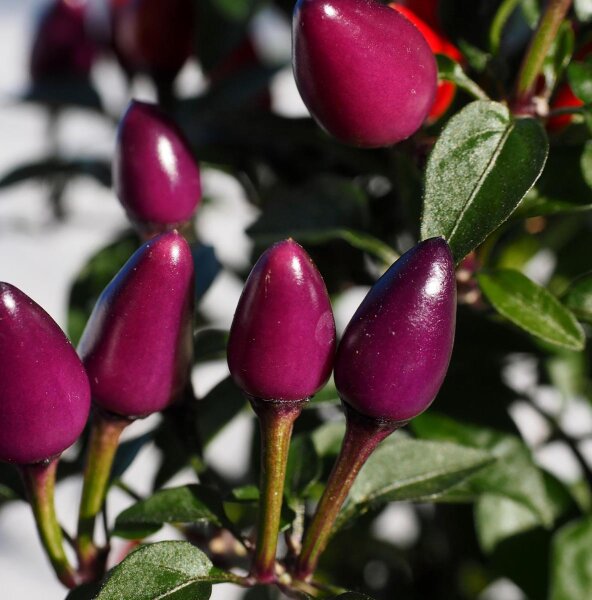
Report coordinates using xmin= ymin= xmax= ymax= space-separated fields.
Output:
xmin=292 ymin=0 xmax=438 ymax=147
xmin=228 ymin=239 xmax=336 ymax=401
xmin=30 ymin=0 xmax=96 ymax=81
xmin=295 ymin=238 xmax=455 ymax=579
xmin=113 ymin=100 xmax=202 ymax=233
xmin=111 ymin=0 xmax=194 ymax=81
xmin=335 ymin=237 xmax=456 ymax=422
xmin=78 ymin=231 xmax=194 ymax=418
xmin=0 ymin=284 xmax=91 ymax=465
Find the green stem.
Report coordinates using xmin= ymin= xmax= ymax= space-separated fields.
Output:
xmin=514 ymin=0 xmax=573 ymax=103
xmin=250 ymin=398 xmax=305 ymax=583
xmin=490 ymin=0 xmax=522 ymax=54
xmin=294 ymin=406 xmax=398 ymax=581
xmin=20 ymin=458 xmax=77 ymax=588
xmin=76 ymin=410 xmax=129 ymax=577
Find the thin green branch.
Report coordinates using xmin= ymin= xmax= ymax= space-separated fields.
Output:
xmin=21 ymin=459 xmax=77 ymax=588
xmin=250 ymin=399 xmax=304 ymax=583
xmin=514 ymin=0 xmax=574 ymax=102
xmin=490 ymin=0 xmax=523 ymax=53
xmin=76 ymin=410 xmax=130 ymax=578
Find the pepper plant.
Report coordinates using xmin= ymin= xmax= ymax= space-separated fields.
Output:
xmin=2 ymin=0 xmax=592 ymax=598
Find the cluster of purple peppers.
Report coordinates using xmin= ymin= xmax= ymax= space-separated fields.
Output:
xmin=31 ymin=0 xmax=439 ymax=148
xmin=1 ymin=0 xmax=455 ymax=587
xmin=30 ymin=0 xmax=267 ymax=107
xmin=229 ymin=235 xmax=455 ymax=580
xmin=0 ymin=107 xmax=455 ymax=583
xmin=229 ymin=238 xmax=456 ymax=422
xmin=0 ymin=100 xmax=201 ymax=466
xmin=30 ymin=0 xmax=193 ymax=86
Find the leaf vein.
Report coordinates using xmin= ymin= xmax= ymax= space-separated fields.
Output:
xmin=356 ymin=462 xmax=488 ymax=505
xmin=448 ymin=121 xmax=515 ymax=244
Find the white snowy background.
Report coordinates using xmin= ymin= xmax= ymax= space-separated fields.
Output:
xmin=1 ymin=2 xmax=590 ymax=599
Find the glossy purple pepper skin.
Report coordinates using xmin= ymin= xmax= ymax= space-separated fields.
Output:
xmin=78 ymin=231 xmax=194 ymax=418
xmin=335 ymin=238 xmax=456 ymax=422
xmin=292 ymin=0 xmax=438 ymax=147
xmin=0 ymin=284 xmax=91 ymax=465
xmin=113 ymin=100 xmax=202 ymax=231
xmin=228 ymin=240 xmax=336 ymax=401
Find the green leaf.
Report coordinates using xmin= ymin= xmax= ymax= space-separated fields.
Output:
xmin=197 ymin=377 xmax=247 ymax=447
xmin=152 ymin=400 xmax=202 ymax=491
xmin=335 ymin=437 xmax=494 ymax=528
xmin=478 ymin=269 xmax=585 ymax=350
xmin=0 ymin=484 xmax=17 ymax=503
xmin=113 ymin=485 xmax=227 ymax=539
xmin=563 ymin=272 xmax=592 ymax=323
xmin=249 ymin=175 xmax=367 ymax=238
xmin=568 ymin=59 xmax=592 ymax=104
xmin=495 ymin=234 xmax=540 ymax=271
xmin=517 ymin=145 xmax=592 ymax=217
xmin=307 ymin=377 xmax=340 ymax=408
xmin=550 ymin=518 xmax=592 ymax=600
xmin=96 ymin=541 xmax=216 ymax=599
xmin=0 ymin=463 xmax=25 ymax=503
xmin=520 ymin=0 xmax=541 ymax=26
xmin=421 ymin=101 xmax=548 ymax=262
xmin=285 ymin=435 xmax=322 ymax=503
xmin=518 ymin=188 xmax=592 ymax=217
xmin=193 ymin=329 xmax=229 ymax=363
xmin=248 ymin=174 xmax=396 ymax=265
xmin=569 ymin=480 xmax=592 ymax=513
xmin=476 ymin=494 xmax=540 ymax=553
xmin=0 ymin=158 xmax=111 ymax=189
xmin=580 ymin=140 xmax=592 ymax=189
xmin=436 ymin=54 xmax=489 ymax=100
xmin=65 ymin=581 xmax=103 ymax=600
xmin=23 ymin=77 xmax=103 ymax=111
xmin=311 ymin=421 xmax=346 ymax=458
xmin=546 ymin=348 xmax=589 ymax=400
xmin=476 ymin=472 xmax=574 ymax=553
xmin=223 ymin=486 xmax=295 ymax=532
xmin=457 ymin=40 xmax=491 ymax=72
xmin=575 ymin=0 xmax=592 ymax=22
xmin=229 ymin=484 xmax=259 ymax=501
xmin=413 ymin=413 xmax=556 ymax=526
xmin=208 ymin=0 xmax=257 ymax=21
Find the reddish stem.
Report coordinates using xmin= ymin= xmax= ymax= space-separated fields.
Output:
xmin=294 ymin=404 xmax=399 ymax=581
